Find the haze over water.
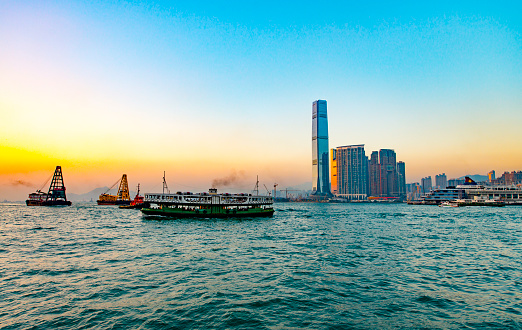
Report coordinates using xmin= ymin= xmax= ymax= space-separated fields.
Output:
xmin=1 ymin=203 xmax=521 ymax=329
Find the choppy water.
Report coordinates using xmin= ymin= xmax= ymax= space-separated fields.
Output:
xmin=1 ymin=202 xmax=522 ymax=329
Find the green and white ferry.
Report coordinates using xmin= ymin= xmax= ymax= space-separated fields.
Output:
xmin=141 ymin=188 xmax=274 ymax=218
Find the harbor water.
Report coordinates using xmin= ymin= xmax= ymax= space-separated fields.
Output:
xmin=1 ymin=202 xmax=521 ymax=329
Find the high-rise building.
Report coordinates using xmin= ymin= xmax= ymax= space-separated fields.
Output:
xmin=330 ymin=149 xmax=338 ymax=194
xmin=448 ymin=178 xmax=465 ymax=187
xmin=368 ymin=149 xmax=399 ymax=197
xmin=435 ymin=173 xmax=448 ymax=189
xmin=312 ymin=100 xmax=332 ymax=196
xmin=334 ymin=145 xmax=368 ymax=200
xmin=379 ymin=149 xmax=398 ymax=197
xmin=421 ymin=176 xmax=432 ymax=194
xmin=397 ymin=161 xmax=406 ymax=199
xmin=369 ymin=151 xmax=381 ymax=197
xmin=488 ymin=170 xmax=496 ymax=183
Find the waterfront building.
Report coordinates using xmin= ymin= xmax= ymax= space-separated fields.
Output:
xmin=435 ymin=173 xmax=448 ymax=189
xmin=493 ymin=171 xmax=522 ymax=185
xmin=379 ymin=149 xmax=398 ymax=197
xmin=488 ymin=170 xmax=496 ymax=183
xmin=369 ymin=151 xmax=380 ymax=197
xmin=311 ymin=100 xmax=332 ymax=196
xmin=330 ymin=149 xmax=338 ymax=194
xmin=421 ymin=176 xmax=432 ymax=195
xmin=368 ymin=149 xmax=399 ymax=198
xmin=397 ymin=161 xmax=406 ymax=200
xmin=334 ymin=145 xmax=368 ymax=200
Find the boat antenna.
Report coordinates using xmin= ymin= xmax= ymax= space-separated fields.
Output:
xmin=253 ymin=175 xmax=259 ymax=195
xmin=163 ymin=171 xmax=170 ymax=194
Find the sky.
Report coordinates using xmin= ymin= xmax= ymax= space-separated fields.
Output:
xmin=1 ymin=0 xmax=521 ymax=200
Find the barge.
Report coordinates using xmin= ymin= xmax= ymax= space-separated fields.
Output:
xmin=26 ymin=166 xmax=72 ymax=206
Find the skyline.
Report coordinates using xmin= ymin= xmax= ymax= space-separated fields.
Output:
xmin=1 ymin=1 xmax=521 ymax=200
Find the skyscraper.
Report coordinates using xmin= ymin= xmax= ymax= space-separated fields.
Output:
xmin=335 ymin=145 xmax=369 ymax=200
xmin=369 ymin=151 xmax=381 ymax=197
xmin=488 ymin=170 xmax=496 ymax=183
xmin=421 ymin=176 xmax=433 ymax=194
xmin=397 ymin=161 xmax=406 ymax=199
xmin=435 ymin=173 xmax=448 ymax=189
xmin=312 ymin=100 xmax=332 ymax=196
xmin=330 ymin=148 xmax=338 ymax=194
xmin=368 ymin=149 xmax=402 ymax=198
xmin=379 ymin=149 xmax=398 ymax=197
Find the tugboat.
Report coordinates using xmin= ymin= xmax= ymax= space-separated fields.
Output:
xmin=97 ymin=174 xmax=132 ymax=205
xmin=119 ymin=184 xmax=146 ymax=209
xmin=141 ymin=175 xmax=274 ymax=218
xmin=26 ymin=166 xmax=72 ymax=206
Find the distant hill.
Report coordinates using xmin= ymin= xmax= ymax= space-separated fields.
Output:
xmin=68 ymin=187 xmax=136 ymax=202
xmin=457 ymin=174 xmax=489 ymax=182
xmin=286 ymin=182 xmax=312 ymax=191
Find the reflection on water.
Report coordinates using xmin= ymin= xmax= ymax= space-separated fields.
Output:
xmin=1 ymin=202 xmax=521 ymax=328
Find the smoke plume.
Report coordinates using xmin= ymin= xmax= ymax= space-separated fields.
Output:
xmin=212 ymin=170 xmax=246 ymax=188
xmin=11 ymin=180 xmax=35 ymax=188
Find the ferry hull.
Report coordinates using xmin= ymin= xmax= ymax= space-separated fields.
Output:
xmin=26 ymin=200 xmax=72 ymax=206
xmin=141 ymin=207 xmax=274 ymax=218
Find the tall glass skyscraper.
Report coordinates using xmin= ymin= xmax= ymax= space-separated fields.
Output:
xmin=312 ymin=100 xmax=332 ymax=196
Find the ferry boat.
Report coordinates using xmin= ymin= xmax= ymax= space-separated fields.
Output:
xmin=420 ymin=177 xmax=522 ymax=205
xmin=26 ymin=166 xmax=72 ymax=206
xmin=141 ymin=188 xmax=274 ymax=218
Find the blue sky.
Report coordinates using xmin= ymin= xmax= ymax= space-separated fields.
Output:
xmin=1 ymin=0 xmax=521 ymax=197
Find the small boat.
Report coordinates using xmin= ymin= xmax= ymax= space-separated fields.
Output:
xmin=439 ymin=201 xmax=458 ymax=207
xmin=26 ymin=166 xmax=72 ymax=206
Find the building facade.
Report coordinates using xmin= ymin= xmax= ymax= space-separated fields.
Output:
xmin=435 ymin=173 xmax=448 ymax=189
xmin=421 ymin=176 xmax=433 ymax=194
xmin=330 ymin=149 xmax=338 ymax=194
xmin=311 ymin=100 xmax=332 ymax=196
xmin=368 ymin=149 xmax=402 ymax=198
xmin=493 ymin=171 xmax=522 ymax=185
xmin=397 ymin=161 xmax=406 ymax=200
xmin=379 ymin=149 xmax=398 ymax=197
xmin=334 ymin=145 xmax=368 ymax=200
xmin=488 ymin=170 xmax=496 ymax=183
xmin=369 ymin=151 xmax=381 ymax=197
xmin=448 ymin=178 xmax=465 ymax=187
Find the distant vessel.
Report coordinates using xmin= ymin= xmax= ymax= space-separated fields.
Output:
xmin=26 ymin=166 xmax=72 ymax=206
xmin=439 ymin=201 xmax=458 ymax=207
xmin=141 ymin=175 xmax=274 ymax=218
xmin=418 ymin=177 xmax=522 ymax=205
xmin=97 ymin=174 xmax=132 ymax=205
xmin=119 ymin=184 xmax=146 ymax=209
